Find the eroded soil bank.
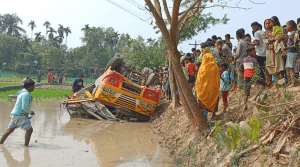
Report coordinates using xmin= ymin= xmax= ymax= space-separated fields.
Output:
xmin=153 ymin=86 xmax=300 ymax=167
xmin=0 ymin=99 xmax=172 ymax=167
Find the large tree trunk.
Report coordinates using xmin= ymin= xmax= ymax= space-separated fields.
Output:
xmin=144 ymin=0 xmax=207 ymax=133
xmin=170 ymin=50 xmax=207 ymax=131
xmin=168 ymin=54 xmax=179 ymax=109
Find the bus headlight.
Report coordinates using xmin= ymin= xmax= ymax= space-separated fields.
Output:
xmin=110 ymin=90 xmax=117 ymax=95
xmin=103 ymin=87 xmax=110 ymax=93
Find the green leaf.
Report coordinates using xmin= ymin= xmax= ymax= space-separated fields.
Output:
xmin=227 ymin=125 xmax=240 ymax=150
xmin=239 ymin=121 xmax=252 ymax=140
xmin=215 ymin=132 xmax=226 ymax=151
xmin=213 ymin=120 xmax=222 ymax=138
xmin=249 ymin=116 xmax=261 ymax=143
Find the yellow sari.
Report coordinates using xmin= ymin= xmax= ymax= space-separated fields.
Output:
xmin=195 ymin=53 xmax=220 ymax=112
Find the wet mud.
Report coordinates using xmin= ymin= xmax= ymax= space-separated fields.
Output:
xmin=0 ymin=99 xmax=172 ymax=167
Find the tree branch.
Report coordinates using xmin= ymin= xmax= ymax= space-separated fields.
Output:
xmin=170 ymin=0 xmax=181 ymax=46
xmin=154 ymin=0 xmax=162 ymax=17
xmin=178 ymin=2 xmax=202 ymax=39
xmin=178 ymin=0 xmax=201 ymax=23
xmin=144 ymin=0 xmax=175 ymax=50
xmin=162 ymin=0 xmax=172 ymax=25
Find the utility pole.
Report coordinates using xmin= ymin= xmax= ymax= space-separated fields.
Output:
xmin=189 ymin=40 xmax=201 ymax=50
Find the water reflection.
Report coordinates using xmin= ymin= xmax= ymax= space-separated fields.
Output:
xmin=0 ymin=146 xmax=31 ymax=167
xmin=61 ymin=119 xmax=173 ymax=167
xmin=0 ymin=100 xmax=99 ymax=167
xmin=0 ymin=99 xmax=172 ymax=167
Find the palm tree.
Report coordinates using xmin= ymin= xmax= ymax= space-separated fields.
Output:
xmin=53 ymin=36 xmax=63 ymax=48
xmin=47 ymin=27 xmax=56 ymax=40
xmin=63 ymin=27 xmax=71 ymax=45
xmin=20 ymin=35 xmax=31 ymax=52
xmin=0 ymin=14 xmax=3 ymax=33
xmin=58 ymin=24 xmax=64 ymax=38
xmin=28 ymin=20 xmax=36 ymax=40
xmin=81 ymin=24 xmax=91 ymax=32
xmin=43 ymin=21 xmax=51 ymax=40
xmin=1 ymin=13 xmax=26 ymax=37
xmin=34 ymin=32 xmax=42 ymax=42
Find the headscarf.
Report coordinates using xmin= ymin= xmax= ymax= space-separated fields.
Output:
xmin=195 ymin=53 xmax=220 ymax=112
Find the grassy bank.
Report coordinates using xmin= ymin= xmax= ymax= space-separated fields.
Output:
xmin=0 ymin=88 xmax=72 ymax=100
xmin=0 ymin=76 xmax=93 ymax=85
xmin=0 ymin=83 xmax=18 ymax=87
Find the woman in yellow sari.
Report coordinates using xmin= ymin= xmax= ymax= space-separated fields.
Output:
xmin=195 ymin=53 xmax=220 ymax=118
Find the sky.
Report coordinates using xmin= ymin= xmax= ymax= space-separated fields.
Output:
xmin=1 ymin=0 xmax=299 ymax=53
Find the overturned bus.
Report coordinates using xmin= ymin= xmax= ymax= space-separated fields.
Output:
xmin=62 ymin=55 xmax=161 ymax=121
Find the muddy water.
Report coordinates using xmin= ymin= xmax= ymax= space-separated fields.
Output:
xmin=0 ymin=100 xmax=172 ymax=167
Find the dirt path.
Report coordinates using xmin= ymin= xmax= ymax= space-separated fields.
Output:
xmin=0 ymin=99 xmax=172 ymax=167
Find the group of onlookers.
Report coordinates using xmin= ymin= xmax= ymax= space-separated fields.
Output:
xmin=160 ymin=16 xmax=300 ymax=119
xmin=46 ymin=71 xmax=68 ymax=85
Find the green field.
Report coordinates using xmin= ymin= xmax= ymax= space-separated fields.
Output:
xmin=0 ymin=88 xmax=72 ymax=100
xmin=0 ymin=83 xmax=19 ymax=87
xmin=0 ymin=76 xmax=93 ymax=85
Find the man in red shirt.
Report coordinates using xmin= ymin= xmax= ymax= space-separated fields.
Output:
xmin=185 ymin=57 xmax=196 ymax=89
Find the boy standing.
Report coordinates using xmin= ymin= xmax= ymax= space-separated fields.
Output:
xmin=239 ymin=46 xmax=258 ymax=109
xmin=0 ymin=79 xmax=35 ymax=147
xmin=185 ymin=57 xmax=196 ymax=89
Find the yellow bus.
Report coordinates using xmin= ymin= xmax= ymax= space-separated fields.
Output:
xmin=87 ymin=69 xmax=161 ymax=120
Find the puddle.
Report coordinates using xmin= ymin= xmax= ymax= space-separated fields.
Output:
xmin=0 ymin=99 xmax=172 ymax=167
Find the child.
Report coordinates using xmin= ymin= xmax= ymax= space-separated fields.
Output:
xmin=0 ymin=79 xmax=35 ymax=147
xmin=162 ymin=67 xmax=169 ymax=99
xmin=63 ymin=73 xmax=68 ymax=85
xmin=185 ymin=57 xmax=196 ymax=89
xmin=219 ymin=63 xmax=230 ymax=112
xmin=239 ymin=46 xmax=258 ymax=109
xmin=181 ymin=60 xmax=189 ymax=81
xmin=267 ymin=16 xmax=285 ymax=67
xmin=193 ymin=62 xmax=201 ymax=99
xmin=295 ymin=18 xmax=300 ymax=52
xmin=195 ymin=62 xmax=201 ymax=78
xmin=54 ymin=73 xmax=58 ymax=84
xmin=37 ymin=72 xmax=41 ymax=83
xmin=47 ymin=71 xmax=51 ymax=83
xmin=59 ymin=75 xmax=63 ymax=84
xmin=282 ymin=20 xmax=299 ymax=87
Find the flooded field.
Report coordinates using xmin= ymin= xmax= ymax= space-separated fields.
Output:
xmin=0 ymin=99 xmax=172 ymax=167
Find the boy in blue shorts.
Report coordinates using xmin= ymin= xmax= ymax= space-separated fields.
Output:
xmin=0 ymin=79 xmax=35 ymax=147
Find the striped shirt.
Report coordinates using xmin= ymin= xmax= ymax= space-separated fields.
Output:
xmin=238 ymin=56 xmax=258 ymax=78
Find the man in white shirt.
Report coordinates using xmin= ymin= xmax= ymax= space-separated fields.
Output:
xmin=248 ymin=22 xmax=266 ymax=85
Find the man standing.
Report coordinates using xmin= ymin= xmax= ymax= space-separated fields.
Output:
xmin=72 ymin=76 xmax=84 ymax=93
xmin=195 ymin=49 xmax=201 ymax=62
xmin=47 ymin=71 xmax=51 ymax=83
xmin=225 ymin=34 xmax=233 ymax=50
xmin=211 ymin=35 xmax=218 ymax=45
xmin=232 ymin=29 xmax=248 ymax=92
xmin=0 ymin=79 xmax=35 ymax=147
xmin=191 ymin=48 xmax=197 ymax=62
xmin=248 ymin=22 xmax=266 ymax=85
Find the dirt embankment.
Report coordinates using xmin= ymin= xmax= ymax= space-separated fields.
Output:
xmin=152 ymin=86 xmax=300 ymax=167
